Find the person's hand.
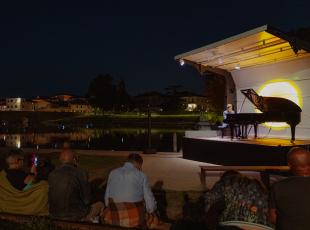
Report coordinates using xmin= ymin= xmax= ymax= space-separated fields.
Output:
xmin=73 ymin=155 xmax=79 ymax=167
xmin=147 ymin=213 xmax=160 ymax=229
xmin=30 ymin=164 xmax=37 ymax=175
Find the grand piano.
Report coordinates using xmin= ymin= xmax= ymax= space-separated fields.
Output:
xmin=223 ymin=88 xmax=302 ymax=141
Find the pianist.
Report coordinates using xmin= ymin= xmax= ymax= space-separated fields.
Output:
xmin=219 ymin=104 xmax=235 ymax=128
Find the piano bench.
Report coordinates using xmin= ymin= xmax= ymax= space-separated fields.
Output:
xmin=217 ymin=127 xmax=231 ymax=138
xmin=199 ymin=165 xmax=290 ymax=189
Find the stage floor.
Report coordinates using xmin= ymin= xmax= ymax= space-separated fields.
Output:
xmin=182 ymin=136 xmax=310 ymax=165
xmin=196 ymin=136 xmax=310 ymax=147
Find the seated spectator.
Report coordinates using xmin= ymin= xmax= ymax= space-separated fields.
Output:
xmin=0 ymin=149 xmax=48 ymax=215
xmin=102 ymin=153 xmax=157 ymax=228
xmin=205 ymin=171 xmax=271 ymax=229
xmin=23 ymin=155 xmax=55 ymax=191
xmin=48 ymin=148 xmax=104 ymax=222
xmin=35 ymin=155 xmax=55 ymax=181
xmin=270 ymin=147 xmax=310 ymax=230
xmin=4 ymin=149 xmax=36 ymax=191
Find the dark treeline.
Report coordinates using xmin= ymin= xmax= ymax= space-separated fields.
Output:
xmin=86 ymin=74 xmax=202 ymax=113
xmin=86 ymin=74 xmax=133 ymax=113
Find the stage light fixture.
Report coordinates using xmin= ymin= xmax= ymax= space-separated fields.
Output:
xmin=235 ymin=64 xmax=240 ymax=70
xmin=179 ymin=59 xmax=185 ymax=66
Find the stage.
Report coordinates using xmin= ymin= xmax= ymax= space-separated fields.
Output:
xmin=182 ymin=136 xmax=310 ymax=166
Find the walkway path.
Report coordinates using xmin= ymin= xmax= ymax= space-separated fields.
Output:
xmin=22 ymin=148 xmax=266 ymax=191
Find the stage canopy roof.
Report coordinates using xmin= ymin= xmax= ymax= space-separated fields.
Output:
xmin=175 ymin=25 xmax=310 ymax=72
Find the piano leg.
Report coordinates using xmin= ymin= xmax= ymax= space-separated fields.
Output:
xmin=236 ymin=125 xmax=241 ymax=138
xmin=254 ymin=124 xmax=258 ymax=138
xmin=229 ymin=124 xmax=234 ymax=140
xmin=245 ymin=124 xmax=248 ymax=138
xmin=290 ymin=124 xmax=296 ymax=142
xmin=240 ymin=125 xmax=244 ymax=138
xmin=241 ymin=124 xmax=247 ymax=138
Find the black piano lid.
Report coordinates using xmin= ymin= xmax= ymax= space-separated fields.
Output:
xmin=241 ymin=88 xmax=302 ymax=113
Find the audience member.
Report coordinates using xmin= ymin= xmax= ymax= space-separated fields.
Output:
xmin=102 ymin=153 xmax=157 ymax=228
xmin=5 ymin=149 xmax=36 ymax=191
xmin=270 ymin=147 xmax=310 ymax=230
xmin=48 ymin=148 xmax=104 ymax=221
xmin=205 ymin=170 xmax=271 ymax=228
xmin=0 ymin=149 xmax=49 ymax=215
xmin=35 ymin=155 xmax=55 ymax=182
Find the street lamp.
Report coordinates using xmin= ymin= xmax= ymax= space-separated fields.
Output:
xmin=144 ymin=103 xmax=156 ymax=154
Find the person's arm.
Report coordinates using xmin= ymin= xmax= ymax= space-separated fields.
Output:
xmin=205 ymin=182 xmax=224 ymax=213
xmin=223 ymin=111 xmax=227 ymax=120
xmin=142 ymin=174 xmax=157 ymax=214
xmin=24 ymin=175 xmax=34 ymax=184
xmin=24 ymin=164 xmax=36 ymax=184
xmin=104 ymin=173 xmax=112 ymax=207
xmin=79 ymin=170 xmax=92 ymax=206
xmin=270 ymin=208 xmax=277 ymax=224
xmin=269 ymin=185 xmax=277 ymax=224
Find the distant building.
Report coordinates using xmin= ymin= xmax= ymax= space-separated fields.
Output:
xmin=32 ymin=97 xmax=51 ymax=111
xmin=134 ymin=92 xmax=166 ymax=111
xmin=5 ymin=98 xmax=34 ymax=111
xmin=134 ymin=91 xmax=209 ymax=112
xmin=50 ymin=94 xmax=74 ymax=102
xmin=179 ymin=93 xmax=209 ymax=112
xmin=69 ymin=98 xmax=93 ymax=113
xmin=1 ymin=95 xmax=93 ymax=113
xmin=0 ymin=100 xmax=6 ymax=111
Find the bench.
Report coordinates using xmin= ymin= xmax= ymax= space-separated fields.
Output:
xmin=217 ymin=126 xmax=231 ymax=138
xmin=200 ymin=165 xmax=290 ymax=188
xmin=0 ymin=212 xmax=135 ymax=230
xmin=0 ymin=212 xmax=170 ymax=230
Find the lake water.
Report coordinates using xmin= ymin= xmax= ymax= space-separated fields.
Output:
xmin=0 ymin=128 xmax=186 ymax=152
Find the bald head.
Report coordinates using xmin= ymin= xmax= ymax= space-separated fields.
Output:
xmin=59 ymin=149 xmax=76 ymax=164
xmin=287 ymin=147 xmax=310 ymax=176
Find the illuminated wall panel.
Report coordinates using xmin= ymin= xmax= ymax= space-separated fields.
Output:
xmin=231 ymin=56 xmax=310 ymax=139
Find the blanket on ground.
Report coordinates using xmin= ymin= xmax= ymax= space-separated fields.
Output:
xmin=0 ymin=170 xmax=49 ymax=216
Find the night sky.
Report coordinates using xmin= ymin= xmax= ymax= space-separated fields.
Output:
xmin=1 ymin=1 xmax=309 ymax=98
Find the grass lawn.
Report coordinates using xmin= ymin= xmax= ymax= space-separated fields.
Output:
xmin=48 ymin=154 xmax=127 ymax=182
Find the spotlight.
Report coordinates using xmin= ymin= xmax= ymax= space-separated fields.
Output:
xmin=179 ymin=59 xmax=185 ymax=66
xmin=235 ymin=64 xmax=241 ymax=70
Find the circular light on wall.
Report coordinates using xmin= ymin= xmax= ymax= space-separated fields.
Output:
xmin=257 ymin=79 xmax=302 ymax=129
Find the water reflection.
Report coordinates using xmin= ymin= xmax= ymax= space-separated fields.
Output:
xmin=0 ymin=128 xmax=185 ymax=152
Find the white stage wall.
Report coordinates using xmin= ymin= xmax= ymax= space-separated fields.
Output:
xmin=231 ymin=56 xmax=310 ymax=139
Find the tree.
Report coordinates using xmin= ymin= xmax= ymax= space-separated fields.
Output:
xmin=114 ymin=80 xmax=133 ymax=112
xmin=86 ymin=74 xmax=116 ymax=112
xmin=162 ymin=85 xmax=183 ymax=112
xmin=204 ymin=73 xmax=225 ymax=113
